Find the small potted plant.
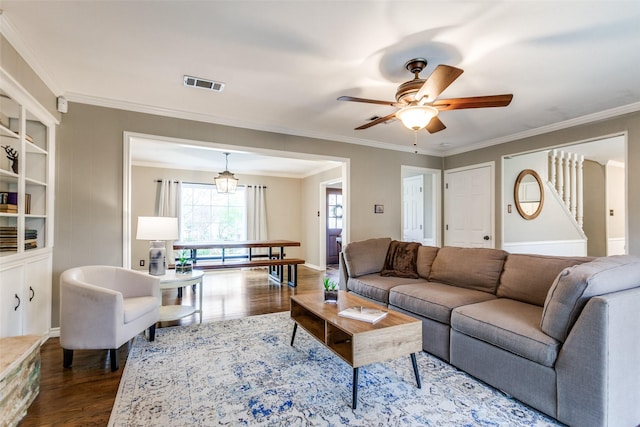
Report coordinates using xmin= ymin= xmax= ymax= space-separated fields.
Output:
xmin=323 ymin=277 xmax=339 ymax=303
xmin=175 ymin=250 xmax=192 ymax=274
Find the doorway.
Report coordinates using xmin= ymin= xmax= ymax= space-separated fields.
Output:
xmin=326 ymin=187 xmax=343 ymax=265
xmin=401 ymin=166 xmax=441 ymax=247
xmin=502 ymin=134 xmax=626 ymax=256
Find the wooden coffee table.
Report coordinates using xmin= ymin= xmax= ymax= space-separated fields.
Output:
xmin=290 ymin=291 xmax=422 ymax=409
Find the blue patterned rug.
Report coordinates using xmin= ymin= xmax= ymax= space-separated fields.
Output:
xmin=109 ymin=312 xmax=562 ymax=426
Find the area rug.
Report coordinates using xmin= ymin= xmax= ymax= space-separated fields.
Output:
xmin=109 ymin=312 xmax=562 ymax=426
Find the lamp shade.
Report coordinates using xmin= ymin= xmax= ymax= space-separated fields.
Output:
xmin=396 ymin=105 xmax=438 ymax=131
xmin=136 ymin=216 xmax=179 ymax=241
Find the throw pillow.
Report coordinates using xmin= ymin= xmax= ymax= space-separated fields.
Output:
xmin=380 ymin=240 xmax=421 ymax=279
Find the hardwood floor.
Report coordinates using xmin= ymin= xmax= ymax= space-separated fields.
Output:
xmin=19 ymin=265 xmax=336 ymax=426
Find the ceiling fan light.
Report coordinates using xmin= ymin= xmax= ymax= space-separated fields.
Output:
xmin=396 ymin=105 xmax=438 ymax=131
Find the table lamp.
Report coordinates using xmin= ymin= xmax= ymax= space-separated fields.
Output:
xmin=136 ymin=216 xmax=179 ymax=276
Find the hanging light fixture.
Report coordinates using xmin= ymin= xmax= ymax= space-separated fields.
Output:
xmin=214 ymin=152 xmax=239 ymax=194
xmin=395 ymin=105 xmax=439 ymax=131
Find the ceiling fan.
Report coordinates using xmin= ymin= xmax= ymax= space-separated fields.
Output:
xmin=338 ymin=58 xmax=513 ymax=134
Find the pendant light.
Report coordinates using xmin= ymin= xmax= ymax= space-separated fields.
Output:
xmin=214 ymin=152 xmax=239 ymax=194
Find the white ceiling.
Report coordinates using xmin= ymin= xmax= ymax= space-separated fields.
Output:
xmin=2 ymin=0 xmax=638 ymax=172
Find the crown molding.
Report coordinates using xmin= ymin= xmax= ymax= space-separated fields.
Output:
xmin=65 ymin=92 xmax=445 ymax=156
xmin=442 ymin=102 xmax=640 ymax=157
xmin=63 ymin=93 xmax=640 ymax=160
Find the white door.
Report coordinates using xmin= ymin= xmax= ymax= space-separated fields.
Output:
xmin=403 ymin=175 xmax=424 ymax=243
xmin=445 ymin=164 xmax=493 ymax=248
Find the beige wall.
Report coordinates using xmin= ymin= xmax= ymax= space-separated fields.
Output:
xmin=445 ymin=112 xmax=640 ymax=254
xmin=131 ymin=165 xmax=305 ymax=268
xmin=503 ymin=151 xmax=583 ymax=244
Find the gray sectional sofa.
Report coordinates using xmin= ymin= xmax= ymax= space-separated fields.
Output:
xmin=337 ymin=237 xmax=640 ymax=427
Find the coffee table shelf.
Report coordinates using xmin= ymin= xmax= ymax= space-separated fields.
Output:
xmin=290 ymin=291 xmax=422 ymax=408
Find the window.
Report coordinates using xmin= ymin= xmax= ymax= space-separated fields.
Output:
xmin=328 ymin=192 xmax=343 ymax=229
xmin=180 ymin=183 xmax=246 ymax=260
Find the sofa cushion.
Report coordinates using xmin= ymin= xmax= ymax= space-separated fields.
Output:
xmin=347 ymin=274 xmax=427 ymax=304
xmin=416 ymin=246 xmax=440 ymax=279
xmin=452 ymin=299 xmax=560 ymax=367
xmin=389 ymin=282 xmax=497 ymax=324
xmin=497 ymin=254 xmax=592 ymax=306
xmin=541 ymin=255 xmax=640 ymax=342
xmin=428 ymin=247 xmax=508 ymax=293
xmin=380 ymin=240 xmax=421 ymax=279
xmin=343 ymin=237 xmax=391 ymax=278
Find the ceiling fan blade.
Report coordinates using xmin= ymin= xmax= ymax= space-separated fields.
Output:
xmin=415 ymin=65 xmax=464 ymax=103
xmin=338 ymin=96 xmax=403 ymax=107
xmin=433 ymin=94 xmax=513 ymax=111
xmin=354 ymin=112 xmax=398 ymax=130
xmin=425 ymin=116 xmax=446 ymax=134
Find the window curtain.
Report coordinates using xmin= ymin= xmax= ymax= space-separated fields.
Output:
xmin=155 ymin=179 xmax=181 ymax=264
xmin=247 ymin=185 xmax=268 ymax=255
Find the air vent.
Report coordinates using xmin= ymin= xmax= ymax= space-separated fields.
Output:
xmin=183 ymin=75 xmax=225 ymax=92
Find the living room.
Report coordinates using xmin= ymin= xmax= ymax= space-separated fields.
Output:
xmin=1 ymin=1 xmax=640 ymax=426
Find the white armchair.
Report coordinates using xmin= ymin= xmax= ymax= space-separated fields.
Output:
xmin=60 ymin=265 xmax=160 ymax=371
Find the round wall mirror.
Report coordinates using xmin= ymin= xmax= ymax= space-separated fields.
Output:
xmin=514 ymin=169 xmax=544 ymax=220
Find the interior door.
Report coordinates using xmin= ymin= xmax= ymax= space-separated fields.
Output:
xmin=326 ymin=188 xmax=343 ymax=265
xmin=403 ymin=175 xmax=424 ymax=243
xmin=445 ymin=164 xmax=493 ymax=248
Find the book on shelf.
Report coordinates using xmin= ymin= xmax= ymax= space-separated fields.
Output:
xmin=0 ymin=192 xmax=30 ymax=213
xmin=338 ymin=306 xmax=388 ymax=323
xmin=0 ymin=227 xmax=37 ymax=247
xmin=0 ymin=204 xmax=18 ymax=213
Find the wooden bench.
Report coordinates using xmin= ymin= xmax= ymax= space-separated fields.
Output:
xmin=193 ymin=257 xmax=305 ymax=287
xmin=173 ymin=240 xmax=304 ymax=287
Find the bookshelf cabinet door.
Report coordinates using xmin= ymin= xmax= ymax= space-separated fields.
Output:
xmin=23 ymin=255 xmax=52 ymax=336
xmin=0 ymin=264 xmax=25 ymax=337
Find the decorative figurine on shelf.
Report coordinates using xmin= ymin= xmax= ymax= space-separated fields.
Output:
xmin=2 ymin=145 xmax=18 ymax=174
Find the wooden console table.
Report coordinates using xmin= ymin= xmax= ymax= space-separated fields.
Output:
xmin=173 ymin=240 xmax=304 ymax=286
